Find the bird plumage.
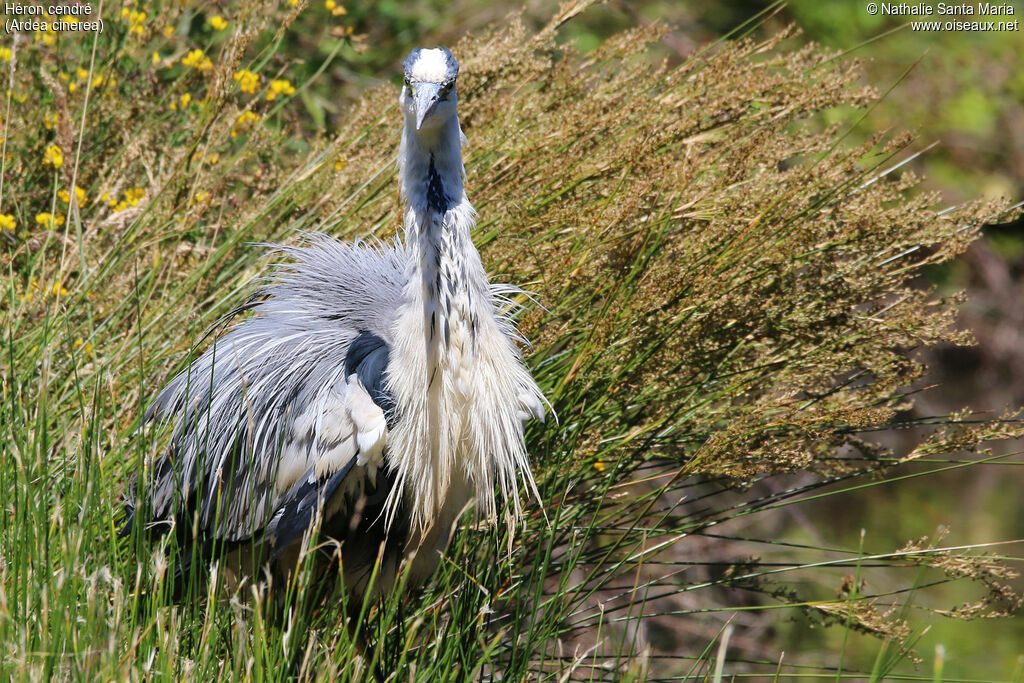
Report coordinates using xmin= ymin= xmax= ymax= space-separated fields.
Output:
xmin=127 ymin=47 xmax=545 ymax=606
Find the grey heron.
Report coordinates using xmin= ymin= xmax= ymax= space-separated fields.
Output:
xmin=124 ymin=46 xmax=546 ymax=614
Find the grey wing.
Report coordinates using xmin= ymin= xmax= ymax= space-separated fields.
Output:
xmin=139 ymin=235 xmax=407 ymax=546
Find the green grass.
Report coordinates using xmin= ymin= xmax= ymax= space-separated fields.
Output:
xmin=2 ymin=1 xmax=1022 ymax=680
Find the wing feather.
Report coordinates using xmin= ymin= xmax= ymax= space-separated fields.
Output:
xmin=136 ymin=236 xmax=406 ymax=547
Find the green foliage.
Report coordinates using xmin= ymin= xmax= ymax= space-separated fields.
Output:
xmin=2 ymin=1 xmax=1021 ymax=680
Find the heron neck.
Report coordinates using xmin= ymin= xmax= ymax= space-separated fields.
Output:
xmin=389 ymin=111 xmax=485 ymax=530
xmin=399 ymin=114 xmax=465 ymax=212
xmin=398 ymin=114 xmax=485 ymax=314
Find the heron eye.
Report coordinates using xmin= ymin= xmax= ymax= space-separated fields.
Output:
xmin=404 ymin=78 xmax=414 ymax=95
xmin=439 ymin=82 xmax=453 ymax=100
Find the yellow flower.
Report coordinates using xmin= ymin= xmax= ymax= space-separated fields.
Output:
xmin=208 ymin=15 xmax=227 ymax=30
xmin=182 ymin=48 xmax=213 ymax=71
xmin=44 ymin=112 xmax=58 ymax=130
xmin=233 ymin=69 xmax=260 ymax=94
xmin=193 ymin=190 xmax=210 ymax=205
xmin=36 ymin=212 xmax=65 ymax=228
xmin=51 ymin=282 xmax=68 ymax=297
xmin=73 ymin=338 xmax=94 ymax=354
xmin=124 ymin=188 xmax=145 ymax=206
xmin=232 ymin=109 xmax=259 ymax=137
xmin=237 ymin=110 xmax=259 ymax=126
xmin=123 ymin=8 xmax=146 ymax=35
xmin=59 ymin=186 xmax=88 ymax=205
xmin=334 ymin=159 xmax=347 ymax=171
xmin=44 ymin=144 xmax=64 ymax=169
xmin=76 ymin=67 xmax=88 ymax=80
xmin=162 ymin=25 xmax=174 ymax=38
xmin=152 ymin=51 xmax=161 ymax=65
xmin=68 ymin=82 xmax=77 ymax=93
xmin=266 ymin=79 xmax=295 ymax=101
xmin=59 ymin=72 xmax=70 ymax=81
xmin=0 ymin=48 xmax=11 ymax=63
xmin=593 ymin=460 xmax=606 ymax=472
xmin=325 ymin=1 xmax=346 ymax=15
xmin=180 ymin=92 xmax=192 ymax=108
xmin=36 ymin=29 xmax=56 ymax=46
xmin=208 ymin=154 xmax=218 ymax=165
xmin=0 ymin=214 xmax=15 ymax=230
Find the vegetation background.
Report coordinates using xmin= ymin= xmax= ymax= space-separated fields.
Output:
xmin=2 ymin=0 xmax=1022 ymax=680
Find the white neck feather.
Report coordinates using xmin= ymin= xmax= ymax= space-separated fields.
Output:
xmin=385 ymin=110 xmax=542 ymax=542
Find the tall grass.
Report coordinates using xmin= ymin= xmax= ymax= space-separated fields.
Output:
xmin=2 ymin=1 xmax=1021 ymax=679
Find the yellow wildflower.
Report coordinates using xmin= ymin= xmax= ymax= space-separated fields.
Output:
xmin=208 ymin=15 xmax=227 ymax=30
xmin=59 ymin=72 xmax=70 ymax=81
xmin=76 ymin=67 xmax=88 ymax=80
xmin=44 ymin=112 xmax=58 ymax=130
xmin=233 ymin=69 xmax=260 ymax=94
xmin=68 ymin=82 xmax=77 ymax=93
xmin=124 ymin=188 xmax=145 ymax=206
xmin=208 ymin=155 xmax=219 ymax=165
xmin=193 ymin=191 xmax=210 ymax=205
xmin=0 ymin=48 xmax=12 ymax=63
xmin=123 ymin=8 xmax=146 ymax=35
xmin=266 ymin=79 xmax=295 ymax=101
xmin=59 ymin=186 xmax=88 ymax=205
xmin=325 ymin=1 xmax=346 ymax=15
xmin=25 ymin=277 xmax=39 ymax=300
xmin=36 ymin=29 xmax=56 ymax=46
xmin=44 ymin=144 xmax=63 ymax=169
xmin=152 ymin=52 xmax=161 ymax=65
xmin=51 ymin=282 xmax=68 ymax=297
xmin=593 ymin=460 xmax=607 ymax=472
xmin=73 ymin=339 xmax=95 ymax=354
xmin=180 ymin=92 xmax=192 ymax=108
xmin=237 ymin=110 xmax=259 ymax=126
xmin=334 ymin=159 xmax=347 ymax=171
xmin=162 ymin=25 xmax=174 ymax=38
xmin=231 ymin=109 xmax=260 ymax=137
xmin=36 ymin=213 xmax=65 ymax=228
xmin=182 ymin=48 xmax=213 ymax=71
xmin=0 ymin=214 xmax=15 ymax=230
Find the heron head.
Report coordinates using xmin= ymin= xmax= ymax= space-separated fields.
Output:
xmin=400 ymin=47 xmax=459 ymax=132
